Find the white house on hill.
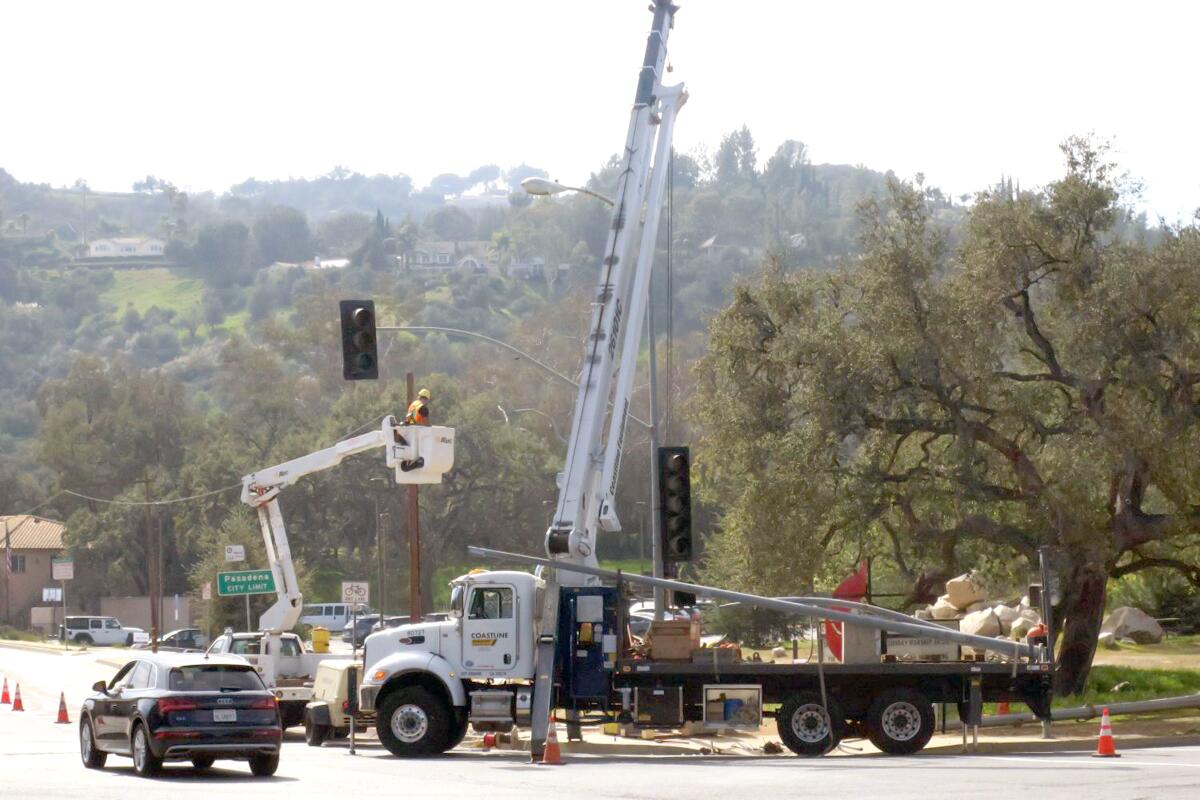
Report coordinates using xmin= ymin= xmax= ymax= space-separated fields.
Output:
xmin=86 ymin=237 xmax=166 ymax=258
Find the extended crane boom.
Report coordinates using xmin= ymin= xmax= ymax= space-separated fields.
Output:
xmin=240 ymin=415 xmax=454 ymax=632
xmin=545 ymin=0 xmax=684 ymax=584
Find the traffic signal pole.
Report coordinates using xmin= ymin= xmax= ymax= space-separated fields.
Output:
xmin=647 ymin=303 xmax=665 ymax=620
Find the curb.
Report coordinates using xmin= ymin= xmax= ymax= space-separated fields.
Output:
xmin=0 ymin=639 xmax=89 ymax=655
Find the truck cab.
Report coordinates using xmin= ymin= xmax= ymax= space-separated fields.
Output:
xmin=358 ymin=570 xmax=541 ymax=756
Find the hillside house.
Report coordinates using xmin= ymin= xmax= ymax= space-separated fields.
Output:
xmin=85 ymin=237 xmax=165 ymax=259
xmin=2 ymin=515 xmax=66 ymax=628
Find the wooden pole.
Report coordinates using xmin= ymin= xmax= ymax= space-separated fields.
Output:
xmin=406 ymin=373 xmax=421 ymax=624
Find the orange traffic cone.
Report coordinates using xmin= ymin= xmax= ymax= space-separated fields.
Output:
xmin=55 ymin=692 xmax=70 ymax=724
xmin=996 ymin=701 xmax=1011 ymax=715
xmin=1093 ymin=707 xmax=1120 ymax=758
xmin=1 ymin=677 xmax=10 ymax=704
xmin=11 ymin=684 xmax=24 ymax=712
xmin=541 ymin=717 xmax=563 ymax=765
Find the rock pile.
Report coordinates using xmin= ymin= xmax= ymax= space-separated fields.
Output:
xmin=913 ymin=572 xmax=1041 ymax=641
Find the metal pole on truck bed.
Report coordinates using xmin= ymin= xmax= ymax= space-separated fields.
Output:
xmin=468 ymin=546 xmax=1034 ymax=661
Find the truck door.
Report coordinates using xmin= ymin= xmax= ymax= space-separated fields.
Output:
xmin=463 ymin=584 xmax=517 ymax=672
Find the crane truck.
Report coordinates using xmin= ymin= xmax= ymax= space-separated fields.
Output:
xmin=227 ymin=415 xmax=455 ymax=727
xmin=251 ymin=1 xmax=1056 ymax=759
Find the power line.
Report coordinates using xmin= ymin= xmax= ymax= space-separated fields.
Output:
xmin=62 ymin=484 xmax=241 ymax=507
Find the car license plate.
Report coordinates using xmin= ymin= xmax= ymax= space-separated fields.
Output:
xmin=213 ymin=709 xmax=237 ymax=723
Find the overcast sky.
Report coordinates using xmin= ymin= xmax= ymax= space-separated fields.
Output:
xmin=3 ymin=0 xmax=1195 ymax=219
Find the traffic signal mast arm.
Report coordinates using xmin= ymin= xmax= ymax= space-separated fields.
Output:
xmin=546 ymin=0 xmax=684 ymax=583
xmin=240 ymin=415 xmax=455 ymax=632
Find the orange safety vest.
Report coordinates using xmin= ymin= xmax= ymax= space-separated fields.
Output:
xmin=404 ymin=399 xmax=430 ymax=426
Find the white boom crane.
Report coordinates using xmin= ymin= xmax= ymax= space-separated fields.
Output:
xmin=545 ymin=0 xmax=684 ymax=584
xmin=240 ymin=416 xmax=455 ymax=633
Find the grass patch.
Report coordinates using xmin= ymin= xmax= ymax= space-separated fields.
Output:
xmin=100 ymin=267 xmax=204 ymax=316
xmin=0 ymin=626 xmax=44 ymax=642
xmin=1058 ymin=664 xmax=1200 ymax=708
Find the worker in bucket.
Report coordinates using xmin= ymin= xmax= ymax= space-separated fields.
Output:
xmin=405 ymin=388 xmax=432 ymax=426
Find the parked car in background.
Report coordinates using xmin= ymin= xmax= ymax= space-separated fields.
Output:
xmin=60 ymin=616 xmax=147 ymax=647
xmin=298 ymin=603 xmax=371 ymax=632
xmin=132 ymin=628 xmax=208 ymax=652
xmin=341 ymin=614 xmax=381 ymax=646
xmin=78 ymin=653 xmax=281 ymax=777
xmin=370 ymin=615 xmax=408 ymax=634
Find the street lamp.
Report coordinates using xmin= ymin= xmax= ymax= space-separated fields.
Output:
xmin=520 ymin=177 xmax=615 ymax=207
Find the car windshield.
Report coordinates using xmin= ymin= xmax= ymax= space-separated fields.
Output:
xmin=169 ymin=664 xmax=264 ymax=691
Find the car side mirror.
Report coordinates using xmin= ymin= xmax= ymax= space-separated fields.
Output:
xmin=92 ymin=680 xmax=109 ymax=694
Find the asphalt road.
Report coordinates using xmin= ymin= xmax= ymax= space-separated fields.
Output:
xmin=3 ymin=643 xmax=1199 ymax=799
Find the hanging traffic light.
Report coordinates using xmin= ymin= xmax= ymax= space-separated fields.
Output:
xmin=657 ymin=446 xmax=692 ymax=563
xmin=339 ymin=300 xmax=379 ymax=380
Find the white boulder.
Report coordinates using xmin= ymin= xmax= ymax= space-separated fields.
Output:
xmin=771 ymin=646 xmax=787 ymax=659
xmin=1101 ymin=607 xmax=1163 ymax=645
xmin=930 ymin=595 xmax=960 ymax=620
xmin=946 ymin=572 xmax=987 ymax=611
xmin=1010 ymin=617 xmax=1035 ymax=640
xmin=914 ymin=608 xmax=933 ymax=621
xmin=1098 ymin=631 xmax=1119 ymax=650
xmin=992 ymin=605 xmax=1020 ymax=635
xmin=961 ymin=609 xmax=1002 ymax=638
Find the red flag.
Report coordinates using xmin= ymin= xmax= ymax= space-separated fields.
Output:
xmin=823 ymin=562 xmax=868 ymax=662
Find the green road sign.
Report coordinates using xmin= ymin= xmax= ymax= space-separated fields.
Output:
xmin=217 ymin=569 xmax=276 ymax=597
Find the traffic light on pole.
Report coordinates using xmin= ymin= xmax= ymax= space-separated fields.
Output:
xmin=657 ymin=446 xmax=692 ymax=563
xmin=339 ymin=300 xmax=378 ymax=380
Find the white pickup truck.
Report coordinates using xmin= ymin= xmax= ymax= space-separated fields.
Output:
xmin=205 ymin=630 xmax=342 ymax=728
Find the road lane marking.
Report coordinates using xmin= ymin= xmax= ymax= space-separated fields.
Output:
xmin=959 ymin=754 xmax=1200 ymax=769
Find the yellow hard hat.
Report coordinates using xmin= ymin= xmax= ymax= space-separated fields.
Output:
xmin=418 ymin=388 xmax=432 ymax=400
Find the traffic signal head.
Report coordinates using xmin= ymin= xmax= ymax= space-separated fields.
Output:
xmin=340 ymin=300 xmax=379 ymax=380
xmin=657 ymin=446 xmax=692 ymax=563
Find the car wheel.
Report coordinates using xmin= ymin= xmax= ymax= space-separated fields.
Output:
xmin=191 ymin=756 xmax=215 ymax=770
xmin=332 ymin=727 xmax=350 ymax=739
xmin=75 ymin=634 xmax=93 ymax=646
xmin=80 ymin=717 xmax=107 ymax=769
xmin=249 ymin=752 xmax=279 ymax=777
xmin=776 ymin=692 xmax=844 ymax=757
xmin=304 ymin=715 xmax=329 ymax=747
xmin=377 ymin=686 xmax=451 ymax=757
xmin=866 ymin=688 xmax=935 ymax=755
xmin=131 ymin=723 xmax=162 ymax=776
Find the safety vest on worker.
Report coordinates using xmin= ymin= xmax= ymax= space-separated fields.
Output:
xmin=405 ymin=399 xmax=430 ymax=426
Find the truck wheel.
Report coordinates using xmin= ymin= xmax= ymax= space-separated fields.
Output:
xmin=304 ymin=714 xmax=329 ymax=747
xmin=445 ymin=710 xmax=469 ymax=751
xmin=777 ymin=692 xmax=843 ymax=757
xmin=377 ymin=686 xmax=451 ymax=757
xmin=866 ymin=688 xmax=935 ymax=755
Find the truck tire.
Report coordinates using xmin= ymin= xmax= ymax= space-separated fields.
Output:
xmin=866 ymin=688 xmax=935 ymax=755
xmin=304 ymin=714 xmax=329 ymax=747
xmin=445 ymin=710 xmax=469 ymax=751
xmin=377 ymin=686 xmax=451 ymax=757
xmin=777 ymin=692 xmax=843 ymax=757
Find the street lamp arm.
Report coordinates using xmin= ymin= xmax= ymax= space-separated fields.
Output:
xmin=378 ymin=325 xmax=650 ymax=429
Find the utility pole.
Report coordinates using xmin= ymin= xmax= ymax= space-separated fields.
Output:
xmin=142 ymin=477 xmax=159 ymax=651
xmin=406 ymin=373 xmax=422 ymax=624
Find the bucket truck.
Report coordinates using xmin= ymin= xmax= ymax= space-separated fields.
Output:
xmin=211 ymin=415 xmax=454 ymax=727
xmin=350 ymin=1 xmax=1054 ymax=759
